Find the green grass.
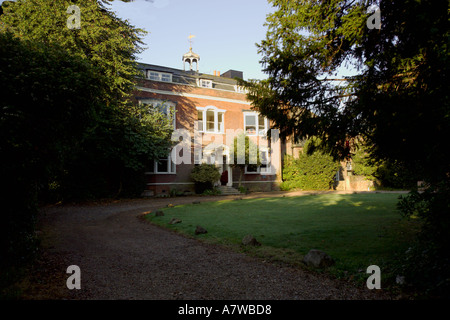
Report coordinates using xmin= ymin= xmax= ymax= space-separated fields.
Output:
xmin=145 ymin=193 xmax=420 ymax=287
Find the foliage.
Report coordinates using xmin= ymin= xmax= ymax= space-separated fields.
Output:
xmin=0 ymin=0 xmax=173 ymax=201
xmin=0 ymin=0 xmax=173 ymax=287
xmin=190 ymin=164 xmax=221 ymax=194
xmin=0 ymin=32 xmax=104 ymax=276
xmin=57 ymin=100 xmax=174 ymax=200
xmin=243 ymin=0 xmax=449 ymax=296
xmin=230 ymin=133 xmax=261 ymax=167
xmin=351 ymin=145 xmax=378 ymax=181
xmin=281 ymin=147 xmax=339 ymax=191
xmin=375 ymin=160 xmax=417 ymax=190
xmin=0 ymin=0 xmax=146 ymax=107
xmin=230 ymin=133 xmax=261 ymax=186
xmin=202 ymin=188 xmax=222 ymax=196
xmin=238 ymin=186 xmax=249 ymax=194
xmin=243 ymin=0 xmax=449 ymax=170
xmin=397 ymin=182 xmax=450 ymax=298
xmin=352 ymin=144 xmax=417 ymax=189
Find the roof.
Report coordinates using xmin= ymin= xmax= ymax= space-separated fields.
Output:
xmin=137 ymin=62 xmax=245 ymax=93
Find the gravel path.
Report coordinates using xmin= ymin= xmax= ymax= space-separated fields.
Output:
xmin=22 ymin=192 xmax=393 ymax=300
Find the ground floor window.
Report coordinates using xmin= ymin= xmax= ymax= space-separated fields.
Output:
xmin=245 ymin=149 xmax=270 ymax=174
xmin=148 ymin=153 xmax=176 ymax=174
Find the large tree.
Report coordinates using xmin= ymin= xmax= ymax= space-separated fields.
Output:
xmin=0 ymin=32 xmax=105 ymax=273
xmin=244 ymin=0 xmax=449 ymax=296
xmin=0 ymin=0 xmax=173 ymax=277
xmin=0 ymin=0 xmax=145 ymax=106
xmin=0 ymin=0 xmax=174 ymax=199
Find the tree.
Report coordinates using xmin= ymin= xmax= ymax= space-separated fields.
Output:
xmin=0 ymin=0 xmax=145 ymax=106
xmin=0 ymin=32 xmax=105 ymax=272
xmin=230 ymin=133 xmax=261 ymax=187
xmin=281 ymin=139 xmax=339 ymax=191
xmin=0 ymin=0 xmax=174 ymax=199
xmin=351 ymin=144 xmax=378 ymax=181
xmin=0 ymin=0 xmax=173 ymax=279
xmin=190 ymin=164 xmax=221 ymax=194
xmin=243 ymin=0 xmax=449 ymax=296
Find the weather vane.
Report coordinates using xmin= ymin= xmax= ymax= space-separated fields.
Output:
xmin=188 ymin=34 xmax=195 ymax=50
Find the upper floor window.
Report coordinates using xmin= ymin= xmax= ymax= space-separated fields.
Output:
xmin=199 ymin=79 xmax=213 ymax=88
xmin=140 ymin=99 xmax=176 ymax=129
xmin=196 ymin=106 xmax=225 ymax=134
xmin=147 ymin=70 xmax=172 ymax=82
xmin=243 ymin=111 xmax=268 ymax=136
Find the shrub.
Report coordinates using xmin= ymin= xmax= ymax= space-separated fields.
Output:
xmin=202 ymin=188 xmax=222 ymax=196
xmin=352 ymin=145 xmax=416 ymax=189
xmin=238 ymin=186 xmax=249 ymax=194
xmin=397 ymin=182 xmax=450 ymax=298
xmin=352 ymin=146 xmax=378 ymax=180
xmin=190 ymin=164 xmax=221 ymax=194
xmin=281 ymin=143 xmax=339 ymax=191
xmin=375 ymin=160 xmax=417 ymax=189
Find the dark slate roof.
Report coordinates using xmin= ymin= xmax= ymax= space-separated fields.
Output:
xmin=137 ymin=62 xmax=244 ymax=92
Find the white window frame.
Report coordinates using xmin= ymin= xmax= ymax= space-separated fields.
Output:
xmin=199 ymin=79 xmax=213 ymax=88
xmin=153 ymin=153 xmax=176 ymax=174
xmin=244 ymin=163 xmax=259 ymax=174
xmin=147 ymin=70 xmax=172 ymax=83
xmin=243 ymin=111 xmax=268 ymax=136
xmin=259 ymin=149 xmax=270 ymax=174
xmin=140 ymin=99 xmax=176 ymax=129
xmin=196 ymin=106 xmax=225 ymax=134
xmin=245 ymin=149 xmax=270 ymax=174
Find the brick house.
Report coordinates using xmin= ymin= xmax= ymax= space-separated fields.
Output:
xmin=133 ymin=47 xmax=286 ymax=196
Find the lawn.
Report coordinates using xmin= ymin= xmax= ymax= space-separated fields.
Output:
xmin=145 ymin=193 xmax=420 ymax=287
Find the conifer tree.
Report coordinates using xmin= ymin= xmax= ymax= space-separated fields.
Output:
xmin=244 ymin=0 xmax=449 ymax=297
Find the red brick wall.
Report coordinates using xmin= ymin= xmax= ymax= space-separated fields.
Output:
xmin=135 ymin=78 xmax=282 ymax=195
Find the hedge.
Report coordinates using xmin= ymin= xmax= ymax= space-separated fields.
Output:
xmin=281 ymin=150 xmax=339 ymax=191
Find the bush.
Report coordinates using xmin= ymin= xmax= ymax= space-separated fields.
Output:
xmin=352 ymin=146 xmax=378 ymax=180
xmin=375 ymin=160 xmax=417 ymax=190
xmin=202 ymin=188 xmax=222 ymax=196
xmin=238 ymin=186 xmax=249 ymax=194
xmin=281 ymin=144 xmax=339 ymax=191
xmin=352 ymin=145 xmax=417 ymax=189
xmin=397 ymin=182 xmax=450 ymax=298
xmin=190 ymin=164 xmax=221 ymax=194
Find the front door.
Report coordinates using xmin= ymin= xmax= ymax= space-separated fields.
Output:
xmin=217 ymin=154 xmax=232 ymax=187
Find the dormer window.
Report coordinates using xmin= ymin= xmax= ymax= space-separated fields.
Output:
xmin=235 ymin=85 xmax=248 ymax=93
xmin=199 ymin=79 xmax=212 ymax=88
xmin=147 ymin=70 xmax=172 ymax=82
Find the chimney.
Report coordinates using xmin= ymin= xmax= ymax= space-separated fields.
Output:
xmin=221 ymin=70 xmax=243 ymax=80
xmin=214 ymin=70 xmax=217 ymax=76
xmin=218 ymin=71 xmax=220 ymax=76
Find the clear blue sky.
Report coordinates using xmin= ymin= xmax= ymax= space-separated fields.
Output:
xmin=107 ymin=0 xmax=275 ymax=80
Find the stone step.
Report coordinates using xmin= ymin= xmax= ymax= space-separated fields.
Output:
xmin=217 ymin=186 xmax=241 ymax=195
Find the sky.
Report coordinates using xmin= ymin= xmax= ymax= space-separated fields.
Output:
xmin=0 ymin=0 xmax=356 ymax=80
xmin=106 ymin=0 xmax=275 ymax=80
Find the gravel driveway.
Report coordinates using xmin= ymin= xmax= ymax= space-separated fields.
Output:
xmin=22 ymin=192 xmax=392 ymax=300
